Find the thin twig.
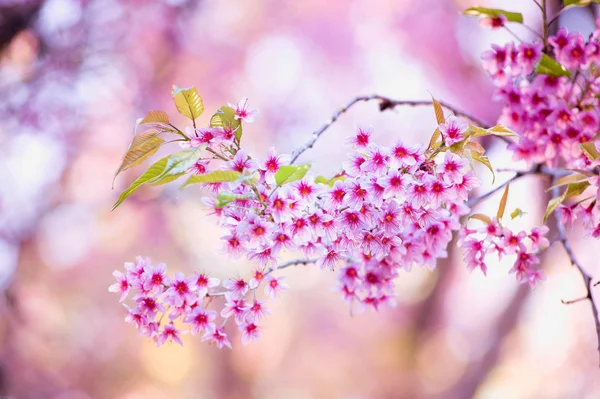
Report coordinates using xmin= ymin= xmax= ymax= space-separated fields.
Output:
xmin=553 ymin=186 xmax=600 ymax=367
xmin=542 ymin=0 xmax=548 ymax=50
xmin=265 ymin=258 xmax=318 ymax=274
xmin=467 ymin=164 xmax=542 ymax=208
xmin=206 ymin=258 xmax=318 ymax=297
xmin=290 ymin=95 xmax=489 ymax=164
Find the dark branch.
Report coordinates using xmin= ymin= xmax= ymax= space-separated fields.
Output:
xmin=553 ymin=187 xmax=600 ymax=367
xmin=290 ymin=95 xmax=489 ymax=164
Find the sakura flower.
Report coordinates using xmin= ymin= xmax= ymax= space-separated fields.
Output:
xmin=346 ymin=127 xmax=371 ymax=148
xmin=249 ymin=269 xmax=267 ymax=289
xmin=479 ymin=14 xmax=506 ymax=30
xmin=183 ymin=307 xmax=217 ymax=335
xmin=264 ymin=275 xmax=289 ymax=298
xmin=221 ymin=298 xmax=250 ymax=324
xmin=517 ymin=42 xmax=543 ymax=75
xmin=202 ymin=328 xmax=232 ymax=349
xmin=228 ymin=97 xmax=259 ymax=123
xmin=439 ymin=116 xmax=468 ymax=146
xmin=528 ymin=226 xmax=550 ymax=251
xmin=261 ymin=147 xmax=290 ymax=185
xmin=142 ymin=263 xmax=169 ymax=293
xmin=193 ymin=273 xmax=220 ymax=297
xmin=155 ymin=322 xmax=185 ymax=347
xmin=246 ymin=299 xmax=271 ymax=323
xmin=109 ymin=270 xmax=130 ymax=302
xmin=239 ymin=322 xmax=261 ymax=345
xmin=222 ymin=278 xmax=249 ymax=299
xmin=163 ymin=272 xmax=198 ymax=307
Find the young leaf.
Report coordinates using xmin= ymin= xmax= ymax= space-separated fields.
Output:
xmin=427 ymin=128 xmax=442 ymax=152
xmin=488 ymin=125 xmax=519 ymax=137
xmin=535 ymin=54 xmax=571 ymax=77
xmin=497 ymin=184 xmax=510 ymax=220
xmin=431 ymin=96 xmax=445 ymax=125
xmin=472 ymin=151 xmax=495 ymax=184
xmin=467 ymin=141 xmax=486 ymax=154
xmin=463 ymin=7 xmax=523 ymax=23
xmin=510 ymin=208 xmax=525 ymax=220
xmin=210 ymin=106 xmax=243 ymax=142
xmin=315 ymin=175 xmax=346 ymax=187
xmin=543 ymin=181 xmax=590 ymax=221
xmin=565 ymin=181 xmax=590 ymax=199
xmin=172 ymin=85 xmax=204 ymax=121
xmin=564 ymin=0 xmax=599 ymax=6
xmin=112 ymin=156 xmax=170 ymax=210
xmin=543 ymin=194 xmax=567 ymax=222
xmin=181 ymin=170 xmax=242 ymax=188
xmin=469 ymin=125 xmax=492 ymax=138
xmin=148 ymin=146 xmax=205 ymax=184
xmin=546 ymin=173 xmax=589 ymax=191
xmin=215 ymin=192 xmax=254 ymax=208
xmin=140 ymin=110 xmax=169 ymax=125
xmin=580 ymin=142 xmax=600 ymax=161
xmin=113 ymin=130 xmax=165 ymax=184
xmin=275 ymin=164 xmax=311 ymax=186
xmin=150 ymin=173 xmax=185 ymax=186
xmin=469 ymin=213 xmax=493 ymax=225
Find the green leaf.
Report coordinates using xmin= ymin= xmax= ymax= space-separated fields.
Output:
xmin=510 ymin=208 xmax=525 ymax=220
xmin=469 ymin=213 xmax=493 ymax=225
xmin=546 ymin=173 xmax=590 ymax=191
xmin=112 ymin=156 xmax=170 ymax=210
xmin=148 ymin=146 xmax=205 ymax=184
xmin=497 ymin=184 xmax=509 ymax=220
xmin=535 ymin=54 xmax=571 ymax=77
xmin=140 ymin=110 xmax=169 ymax=125
xmin=463 ymin=7 xmax=523 ymax=23
xmin=275 ymin=164 xmax=311 ymax=186
xmin=215 ymin=192 xmax=254 ymax=208
xmin=565 ymin=181 xmax=590 ymax=199
xmin=487 ymin=125 xmax=519 ymax=137
xmin=564 ymin=0 xmax=600 ymax=6
xmin=172 ymin=85 xmax=204 ymax=121
xmin=210 ymin=106 xmax=243 ymax=142
xmin=472 ymin=151 xmax=495 ymax=184
xmin=113 ymin=129 xmax=165 ymax=184
xmin=315 ymin=174 xmax=346 ymax=187
xmin=149 ymin=173 xmax=185 ymax=186
xmin=543 ymin=181 xmax=590 ymax=221
xmin=181 ymin=170 xmax=242 ymax=188
xmin=580 ymin=142 xmax=600 ymax=161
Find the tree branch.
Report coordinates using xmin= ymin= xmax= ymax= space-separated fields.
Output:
xmin=553 ymin=187 xmax=600 ymax=367
xmin=207 ymin=258 xmax=318 ymax=297
xmin=467 ymin=164 xmax=543 ymax=208
xmin=290 ymin=95 xmax=489 ymax=164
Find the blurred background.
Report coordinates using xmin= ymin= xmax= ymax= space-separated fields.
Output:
xmin=2 ymin=0 xmax=600 ymax=398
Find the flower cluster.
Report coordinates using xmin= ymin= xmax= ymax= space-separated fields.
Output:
xmin=109 ymin=256 xmax=288 ymax=347
xmin=482 ymin=21 xmax=600 ymax=169
xmin=458 ymin=220 xmax=548 ymax=287
xmin=205 ymin=126 xmax=483 ymax=314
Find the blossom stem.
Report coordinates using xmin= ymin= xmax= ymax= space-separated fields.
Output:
xmin=264 ymin=258 xmax=318 ymax=275
xmin=542 ymin=0 xmax=549 ymax=50
xmin=206 ymin=147 xmax=229 ymax=162
xmin=552 ymin=186 xmax=600 ymax=367
xmin=466 ymin=165 xmax=539 ymax=208
xmin=290 ymin=95 xmax=489 ymax=164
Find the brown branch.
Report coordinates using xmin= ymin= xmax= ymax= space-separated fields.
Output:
xmin=467 ymin=164 xmax=543 ymax=208
xmin=290 ymin=95 xmax=490 ymax=164
xmin=552 ymin=187 xmax=600 ymax=367
xmin=207 ymin=258 xmax=317 ymax=297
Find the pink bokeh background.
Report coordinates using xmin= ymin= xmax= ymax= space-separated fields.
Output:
xmin=1 ymin=0 xmax=600 ymax=397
